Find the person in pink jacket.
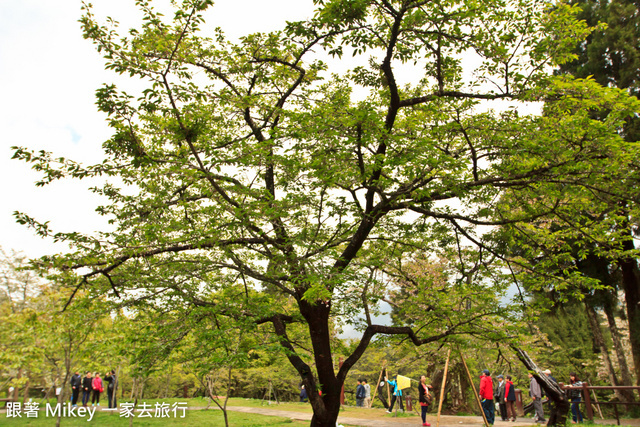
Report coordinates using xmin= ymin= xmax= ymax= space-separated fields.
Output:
xmin=91 ymin=372 xmax=104 ymax=407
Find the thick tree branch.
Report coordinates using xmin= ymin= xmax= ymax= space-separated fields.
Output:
xmin=400 ymin=91 xmax=511 ymax=108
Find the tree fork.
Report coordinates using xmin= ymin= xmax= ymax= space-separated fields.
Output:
xmin=299 ymin=300 xmax=342 ymax=427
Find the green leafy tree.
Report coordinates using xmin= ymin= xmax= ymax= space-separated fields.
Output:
xmin=30 ymin=288 xmax=100 ymax=427
xmin=0 ymin=248 xmax=42 ymax=402
xmin=12 ymin=0 xmax=640 ymax=425
xmin=558 ymin=0 xmax=640 ymax=385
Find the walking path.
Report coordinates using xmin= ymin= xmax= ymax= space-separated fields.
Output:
xmin=223 ymin=406 xmax=640 ymax=426
xmin=228 ymin=404 xmax=484 ymax=425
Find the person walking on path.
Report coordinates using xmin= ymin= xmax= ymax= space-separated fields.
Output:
xmin=104 ymin=370 xmax=118 ymax=409
xmin=479 ymin=369 xmax=495 ymax=425
xmin=362 ymin=379 xmax=371 ymax=408
xmin=505 ymin=375 xmax=517 ymax=422
xmin=495 ymin=375 xmax=507 ymax=421
xmin=568 ymin=373 xmax=584 ymax=423
xmin=70 ymin=371 xmax=82 ymax=407
xmin=91 ymin=372 xmax=103 ymax=407
xmin=529 ymin=372 xmax=545 ymax=423
xmin=355 ymin=380 xmax=365 ymax=407
xmin=385 ymin=375 xmax=404 ymax=413
xmin=81 ymin=372 xmax=93 ymax=407
xmin=418 ymin=375 xmax=433 ymax=427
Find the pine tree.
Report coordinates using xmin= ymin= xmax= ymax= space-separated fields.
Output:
xmin=559 ymin=0 xmax=640 ymax=385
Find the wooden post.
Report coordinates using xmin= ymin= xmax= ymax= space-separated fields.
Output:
xmin=583 ymin=382 xmax=593 ymax=421
xmin=459 ymin=346 xmax=490 ymax=427
xmin=371 ymin=361 xmax=386 ymax=408
xmin=387 ymin=375 xmax=391 ymax=412
xmin=436 ymin=348 xmax=452 ymax=427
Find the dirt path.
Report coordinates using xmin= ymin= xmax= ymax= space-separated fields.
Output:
xmin=224 ymin=406 xmax=640 ymax=426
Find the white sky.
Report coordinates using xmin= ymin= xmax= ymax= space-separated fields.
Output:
xmin=0 ymin=0 xmax=318 ymax=258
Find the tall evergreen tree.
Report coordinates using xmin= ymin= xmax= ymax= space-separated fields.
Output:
xmin=559 ymin=0 xmax=640 ymax=384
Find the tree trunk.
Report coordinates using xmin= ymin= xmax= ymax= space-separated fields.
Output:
xmin=300 ymin=301 xmax=341 ymax=427
xmin=603 ymin=296 xmax=636 ymax=403
xmin=130 ymin=377 xmax=136 ymax=400
xmin=55 ymin=376 xmax=69 ymax=427
xmin=22 ymin=376 xmax=30 ymax=404
xmin=585 ymin=304 xmax=627 ymax=401
xmin=164 ymin=366 xmax=173 ymax=399
xmin=310 ymin=393 xmax=341 ymax=427
xmin=620 ymin=236 xmax=640 ymax=386
xmin=513 ymin=348 xmax=569 ymax=426
xmin=13 ymin=368 xmax=22 ymax=402
xmin=55 ymin=387 xmax=62 ymax=427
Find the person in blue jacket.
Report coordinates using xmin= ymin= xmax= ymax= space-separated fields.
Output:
xmin=385 ymin=375 xmax=404 ymax=412
xmin=355 ymin=379 xmax=366 ymax=407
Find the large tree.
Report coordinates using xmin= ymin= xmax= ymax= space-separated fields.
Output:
xmin=13 ymin=0 xmax=640 ymax=425
xmin=558 ymin=0 xmax=640 ymax=385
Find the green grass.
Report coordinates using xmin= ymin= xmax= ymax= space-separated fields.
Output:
xmin=0 ymin=409 xmax=309 ymax=426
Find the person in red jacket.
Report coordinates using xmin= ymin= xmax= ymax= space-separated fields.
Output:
xmin=479 ymin=369 xmax=495 ymax=425
xmin=505 ymin=375 xmax=517 ymax=421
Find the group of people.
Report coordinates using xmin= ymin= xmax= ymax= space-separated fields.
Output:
xmin=479 ymin=368 xmax=584 ymax=425
xmin=304 ymin=367 xmax=584 ymax=427
xmin=355 ymin=379 xmax=371 ymax=407
xmin=69 ymin=370 xmax=117 ymax=409
xmin=480 ymin=370 xmax=518 ymax=425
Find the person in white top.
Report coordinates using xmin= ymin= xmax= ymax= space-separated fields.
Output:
xmin=362 ymin=379 xmax=371 ymax=408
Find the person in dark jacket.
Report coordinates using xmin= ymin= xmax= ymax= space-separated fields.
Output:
xmin=70 ymin=371 xmax=82 ymax=407
xmin=104 ymin=370 xmax=118 ymax=409
xmin=418 ymin=375 xmax=432 ymax=426
xmin=505 ymin=375 xmax=517 ymax=421
xmin=479 ymin=370 xmax=495 ymax=425
xmin=495 ymin=375 xmax=507 ymax=421
xmin=355 ymin=380 xmax=365 ymax=407
xmin=81 ymin=372 xmax=93 ymax=407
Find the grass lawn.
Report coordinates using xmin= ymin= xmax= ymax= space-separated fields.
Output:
xmin=0 ymin=409 xmax=309 ymax=426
